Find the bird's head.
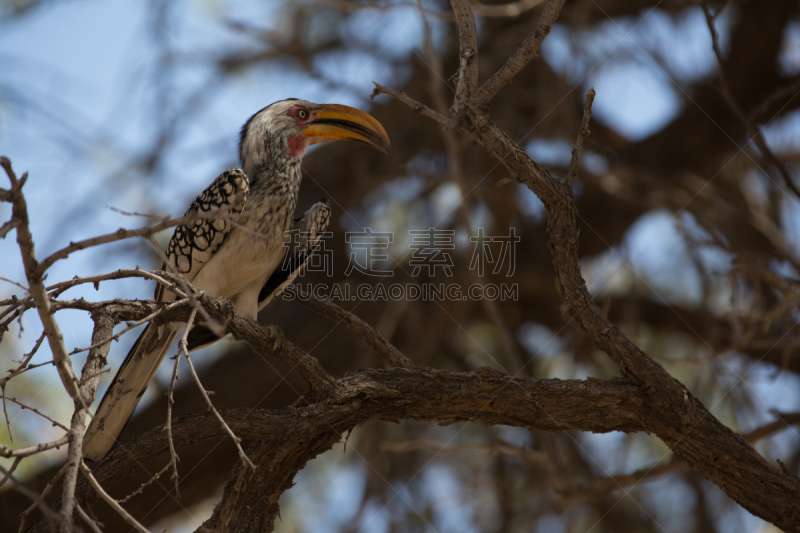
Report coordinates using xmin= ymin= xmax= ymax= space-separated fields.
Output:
xmin=239 ymin=98 xmax=390 ymax=175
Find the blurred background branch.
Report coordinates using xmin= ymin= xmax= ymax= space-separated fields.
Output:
xmin=3 ymin=0 xmax=800 ymax=531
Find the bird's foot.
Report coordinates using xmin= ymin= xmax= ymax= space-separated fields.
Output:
xmin=264 ymin=324 xmax=284 ymax=353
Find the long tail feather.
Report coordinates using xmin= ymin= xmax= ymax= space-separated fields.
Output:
xmin=83 ymin=323 xmax=179 ymax=461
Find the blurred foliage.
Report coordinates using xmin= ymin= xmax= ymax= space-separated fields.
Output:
xmin=2 ymin=0 xmax=800 ymax=532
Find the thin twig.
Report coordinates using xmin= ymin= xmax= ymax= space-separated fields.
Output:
xmin=472 ymin=0 xmax=566 ymax=108
xmin=297 ymin=293 xmax=413 ymax=368
xmin=0 ymin=456 xmax=21 ymax=489
xmin=166 ymin=320 xmax=188 ymax=498
xmin=0 ymin=276 xmax=28 ymax=291
xmin=0 ymin=394 xmax=68 ymax=431
xmin=567 ymin=88 xmax=596 ymax=186
xmin=0 ymin=331 xmax=46 ymax=387
xmin=18 ymin=464 xmax=67 ymax=532
xmin=75 ymin=502 xmax=103 ymax=533
xmin=46 ymin=268 xmax=190 ymax=299
xmin=371 ymin=83 xmax=453 ymax=127
xmin=1 ymin=384 xmax=11 ymax=441
xmin=0 ymin=435 xmax=70 ymax=458
xmin=702 ymin=3 xmax=800 ymax=199
xmin=119 ymin=461 xmax=172 ymax=503
xmin=180 ymin=309 xmax=256 ymax=469
xmin=0 ymin=462 xmax=65 ymax=532
xmin=35 ymin=204 xmax=242 ymax=275
xmin=1 ymin=358 xmax=65 ymax=381
xmin=79 ymin=460 xmax=150 ymax=533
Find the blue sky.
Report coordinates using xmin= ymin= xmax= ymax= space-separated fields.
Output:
xmin=2 ymin=1 xmax=800 ymax=531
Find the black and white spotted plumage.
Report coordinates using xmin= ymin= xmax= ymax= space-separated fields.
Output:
xmin=84 ymin=169 xmax=252 ymax=461
xmin=84 ymin=98 xmax=389 ymax=462
xmin=187 ymin=198 xmax=331 ymax=351
xmin=165 ymin=170 xmax=249 ymax=276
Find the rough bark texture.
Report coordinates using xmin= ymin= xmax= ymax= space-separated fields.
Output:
xmin=5 ymin=0 xmax=800 ymax=530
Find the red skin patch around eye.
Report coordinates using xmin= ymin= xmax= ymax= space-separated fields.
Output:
xmin=287 ymin=106 xmax=311 ymax=125
xmin=287 ymin=106 xmax=311 ymax=157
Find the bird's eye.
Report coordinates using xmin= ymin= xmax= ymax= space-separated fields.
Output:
xmin=297 ymin=108 xmax=309 ymax=120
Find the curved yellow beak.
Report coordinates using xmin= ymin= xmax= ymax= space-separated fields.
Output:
xmin=302 ymin=104 xmax=391 ymax=154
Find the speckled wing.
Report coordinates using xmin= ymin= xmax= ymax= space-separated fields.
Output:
xmin=158 ymin=168 xmax=249 ymax=300
xmin=84 ymin=169 xmax=249 ymax=462
xmin=257 ymin=198 xmax=331 ymax=309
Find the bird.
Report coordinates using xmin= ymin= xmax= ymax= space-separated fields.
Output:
xmin=83 ymin=99 xmax=390 ymax=461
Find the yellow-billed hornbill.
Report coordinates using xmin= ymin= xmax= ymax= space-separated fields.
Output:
xmin=83 ymin=99 xmax=390 ymax=461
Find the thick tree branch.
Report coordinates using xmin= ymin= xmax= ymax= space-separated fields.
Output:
xmin=373 ymin=2 xmax=800 ymax=528
xmin=466 ymin=97 xmax=800 ymax=533
xmin=1 ymin=157 xmax=80 ymax=401
xmin=61 ymin=312 xmax=114 ymax=532
xmin=42 ymin=368 xmax=644 ymax=533
xmin=448 ymin=0 xmax=479 ymax=113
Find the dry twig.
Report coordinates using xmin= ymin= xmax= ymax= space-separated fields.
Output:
xmin=472 ymin=0 xmax=566 ymax=108
xmin=79 ymin=460 xmax=149 ymax=533
xmin=567 ymin=88 xmax=596 ymax=186
xmin=297 ymin=293 xmax=413 ymax=368
xmin=180 ymin=309 xmax=256 ymax=470
xmin=702 ymin=3 xmax=800 ymax=199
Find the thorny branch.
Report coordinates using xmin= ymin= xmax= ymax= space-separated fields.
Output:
xmin=2 ymin=156 xmax=80 ymax=402
xmin=369 ymin=0 xmax=800 ymax=530
xmin=165 ymin=340 xmax=182 ymax=499
xmin=79 ymin=461 xmax=149 ymax=533
xmin=6 ymin=0 xmax=800 ymax=530
xmin=180 ymin=309 xmax=256 ymax=470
